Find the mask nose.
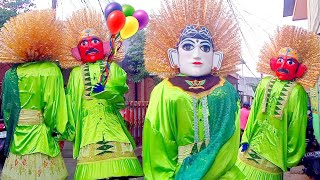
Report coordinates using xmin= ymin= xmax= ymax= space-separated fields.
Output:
xmin=193 ymin=47 xmax=201 ymax=60
xmin=279 ymin=59 xmax=287 ymax=68
xmin=87 ymin=41 xmax=93 ymax=48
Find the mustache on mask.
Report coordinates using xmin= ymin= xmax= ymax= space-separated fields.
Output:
xmin=86 ymin=48 xmax=99 ymax=55
xmin=277 ymin=68 xmax=289 ymax=74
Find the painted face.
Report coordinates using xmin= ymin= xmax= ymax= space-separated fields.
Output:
xmin=78 ymin=36 xmax=105 ymax=63
xmin=274 ymin=47 xmax=300 ymax=81
xmin=177 ymin=37 xmax=214 ymax=77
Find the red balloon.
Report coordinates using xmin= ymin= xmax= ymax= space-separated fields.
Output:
xmin=107 ymin=10 xmax=126 ymax=35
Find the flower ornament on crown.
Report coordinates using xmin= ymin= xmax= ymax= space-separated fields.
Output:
xmin=178 ymin=25 xmax=214 ymax=47
xmin=78 ymin=28 xmax=99 ymax=41
xmin=278 ymin=47 xmax=299 ymax=61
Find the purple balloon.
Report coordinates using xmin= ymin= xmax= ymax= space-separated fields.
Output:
xmin=104 ymin=2 xmax=122 ymax=19
xmin=133 ymin=10 xmax=149 ymax=30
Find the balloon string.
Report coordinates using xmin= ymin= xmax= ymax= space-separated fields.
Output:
xmin=108 ymin=34 xmax=123 ymax=62
xmin=115 ymin=33 xmax=120 ymax=40
xmin=108 ymin=35 xmax=116 ymax=62
xmin=113 ymin=40 xmax=123 ymax=57
xmin=99 ymin=62 xmax=110 ymax=86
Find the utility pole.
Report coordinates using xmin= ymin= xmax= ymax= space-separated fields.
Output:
xmin=240 ymin=59 xmax=246 ymax=77
xmin=52 ymin=0 xmax=57 ymax=9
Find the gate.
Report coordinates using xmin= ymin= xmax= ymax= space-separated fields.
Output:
xmin=123 ymin=101 xmax=149 ymax=147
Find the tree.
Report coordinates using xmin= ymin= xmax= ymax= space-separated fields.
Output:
xmin=122 ymin=30 xmax=149 ymax=83
xmin=0 ymin=0 xmax=35 ymax=27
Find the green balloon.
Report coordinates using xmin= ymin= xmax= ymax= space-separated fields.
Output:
xmin=122 ymin=4 xmax=135 ymax=17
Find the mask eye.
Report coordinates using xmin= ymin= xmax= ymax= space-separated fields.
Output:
xmin=80 ymin=40 xmax=88 ymax=46
xmin=182 ymin=43 xmax=194 ymax=51
xmin=277 ymin=57 xmax=284 ymax=63
xmin=287 ymin=60 xmax=295 ymax=65
xmin=92 ymin=38 xmax=101 ymax=44
xmin=200 ymin=45 xmax=211 ymax=52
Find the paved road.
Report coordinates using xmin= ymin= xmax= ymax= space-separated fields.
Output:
xmin=62 ymin=141 xmax=77 ymax=180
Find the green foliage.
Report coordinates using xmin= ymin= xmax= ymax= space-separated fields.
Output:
xmin=0 ymin=0 xmax=35 ymax=27
xmin=0 ymin=8 xmax=16 ymax=27
xmin=123 ymin=30 xmax=149 ymax=83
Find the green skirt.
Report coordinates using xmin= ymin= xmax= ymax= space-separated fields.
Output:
xmin=1 ymin=152 xmax=67 ymax=180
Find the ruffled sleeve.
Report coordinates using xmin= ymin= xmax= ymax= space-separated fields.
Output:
xmin=286 ymin=84 xmax=308 ymax=168
xmin=93 ymin=62 xmax=128 ymax=109
xmin=142 ymin=81 xmax=178 ymax=180
xmin=41 ymin=63 xmax=71 ymax=141
xmin=66 ymin=67 xmax=83 ymax=158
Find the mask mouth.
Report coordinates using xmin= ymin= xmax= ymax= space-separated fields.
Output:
xmin=277 ymin=68 xmax=288 ymax=74
xmin=86 ymin=48 xmax=99 ymax=55
xmin=192 ymin=61 xmax=203 ymax=65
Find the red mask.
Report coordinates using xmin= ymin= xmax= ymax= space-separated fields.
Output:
xmin=270 ymin=47 xmax=307 ymax=81
xmin=274 ymin=55 xmax=299 ymax=81
xmin=78 ymin=36 xmax=105 ymax=63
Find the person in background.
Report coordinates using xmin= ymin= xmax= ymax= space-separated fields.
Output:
xmin=240 ymin=101 xmax=250 ymax=137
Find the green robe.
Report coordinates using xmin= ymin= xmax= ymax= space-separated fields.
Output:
xmin=66 ymin=61 xmax=143 ymax=180
xmin=2 ymin=61 xmax=69 ymax=157
xmin=143 ymin=76 xmax=244 ymax=180
xmin=239 ymin=76 xmax=308 ymax=178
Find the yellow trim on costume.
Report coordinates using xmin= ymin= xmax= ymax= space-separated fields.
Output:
xmin=238 ymin=149 xmax=282 ymax=174
xmin=178 ymin=140 xmax=209 ymax=164
xmin=77 ymin=142 xmax=136 ymax=164
xmin=165 ymin=77 xmax=226 ymax=99
xmin=18 ymin=109 xmax=43 ymax=125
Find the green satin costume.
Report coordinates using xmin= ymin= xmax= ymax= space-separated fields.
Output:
xmin=4 ymin=61 xmax=69 ymax=156
xmin=66 ymin=60 xmax=143 ymax=180
xmin=143 ymin=75 xmax=244 ymax=180
xmin=237 ymin=76 xmax=308 ymax=179
xmin=1 ymin=61 xmax=69 ymax=179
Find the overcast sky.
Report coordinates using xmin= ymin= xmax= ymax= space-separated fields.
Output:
xmin=34 ymin=0 xmax=308 ymax=77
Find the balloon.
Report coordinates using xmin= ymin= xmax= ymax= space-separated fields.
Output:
xmin=122 ymin=4 xmax=135 ymax=17
xmin=133 ymin=10 xmax=149 ymax=30
xmin=107 ymin=10 xmax=126 ymax=35
xmin=120 ymin=16 xmax=139 ymax=40
xmin=104 ymin=2 xmax=122 ymax=19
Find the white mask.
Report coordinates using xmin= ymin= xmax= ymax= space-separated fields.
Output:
xmin=168 ymin=37 xmax=223 ymax=77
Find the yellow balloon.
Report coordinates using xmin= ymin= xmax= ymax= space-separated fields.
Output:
xmin=120 ymin=16 xmax=139 ymax=40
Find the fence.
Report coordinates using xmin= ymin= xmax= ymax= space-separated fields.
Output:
xmin=123 ymin=101 xmax=149 ymax=147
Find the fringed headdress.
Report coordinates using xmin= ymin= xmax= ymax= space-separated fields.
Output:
xmin=0 ymin=9 xmax=64 ymax=63
xmin=60 ymin=9 xmax=124 ymax=69
xmin=60 ymin=9 xmax=109 ymax=68
xmin=144 ymin=0 xmax=241 ymax=78
xmin=258 ymin=25 xmax=320 ymax=88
